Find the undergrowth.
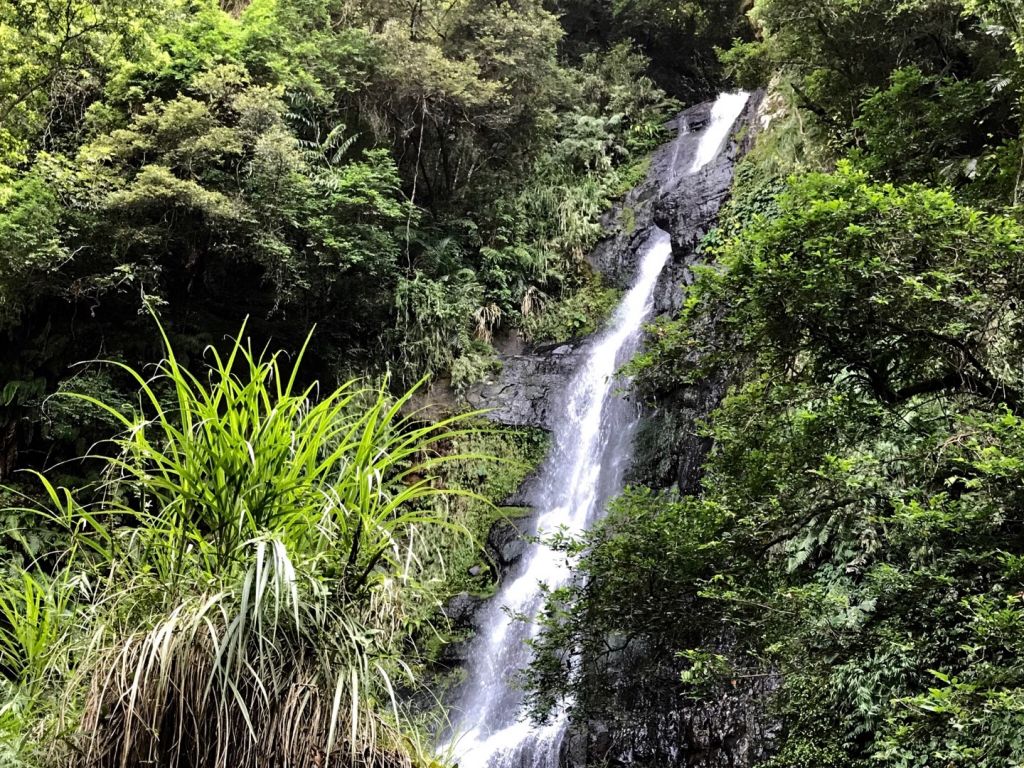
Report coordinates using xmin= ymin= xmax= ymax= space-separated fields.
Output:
xmin=0 ymin=316 xmax=496 ymax=768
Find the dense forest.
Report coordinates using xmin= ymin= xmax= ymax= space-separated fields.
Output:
xmin=1 ymin=0 xmax=1023 ymax=767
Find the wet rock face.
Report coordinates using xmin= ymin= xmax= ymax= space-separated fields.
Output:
xmin=573 ymin=631 xmax=780 ymax=768
xmin=486 ymin=516 xmax=529 ymax=571
xmin=462 ymin=342 xmax=583 ymax=430
xmin=655 ymin=135 xmax=743 ymax=257
xmin=464 ymin=96 xmax=763 ymax=438
xmin=444 ymin=592 xmax=484 ymax=630
xmin=589 ymin=98 xmax=761 ymax=321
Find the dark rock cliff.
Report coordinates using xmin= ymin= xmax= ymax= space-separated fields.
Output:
xmin=462 ymin=96 xmax=760 ymax=439
xmin=457 ymin=93 xmax=779 ymax=768
xmin=462 ymin=340 xmax=584 ymax=429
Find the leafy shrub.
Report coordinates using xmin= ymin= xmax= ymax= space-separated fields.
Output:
xmin=532 ymin=161 xmax=1024 ymax=766
xmin=522 ymin=274 xmax=621 ymax=344
xmin=0 ymin=317 xmax=490 ymax=768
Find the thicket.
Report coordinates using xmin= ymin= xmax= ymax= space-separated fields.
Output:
xmin=528 ymin=1 xmax=1024 ymax=766
xmin=0 ymin=0 xmax=718 ymax=487
xmin=0 ymin=318 xmax=496 ymax=767
xmin=550 ymin=0 xmax=749 ymax=100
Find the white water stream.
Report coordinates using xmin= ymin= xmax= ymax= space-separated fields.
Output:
xmin=445 ymin=91 xmax=750 ymax=768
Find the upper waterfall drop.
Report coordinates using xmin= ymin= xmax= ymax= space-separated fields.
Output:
xmin=444 ymin=90 xmax=750 ymax=768
xmin=688 ymin=91 xmax=750 ymax=173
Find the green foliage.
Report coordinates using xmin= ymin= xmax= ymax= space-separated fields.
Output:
xmin=0 ymin=0 xmax=155 ymax=162
xmin=0 ymin=0 xmax=693 ymax=487
xmin=577 ymin=43 xmax=682 ymax=156
xmin=551 ymin=0 xmax=747 ymax=100
xmin=522 ymin=273 xmax=621 ymax=344
xmin=430 ymin=424 xmax=549 ymax=598
xmin=525 ymin=487 xmax=733 ymax=723
xmin=710 ymin=165 xmax=1024 ymax=405
xmin=529 ymin=27 xmax=1024 ymax=751
xmin=0 ymin=162 xmax=66 ymax=326
xmin=0 ymin=318 xmax=491 ymax=767
xmin=852 ymin=67 xmax=1003 ymax=189
xmin=734 ymin=0 xmax=1010 ymax=119
xmin=393 ymin=267 xmax=485 ymax=384
xmin=724 ymin=0 xmax=1022 ymax=204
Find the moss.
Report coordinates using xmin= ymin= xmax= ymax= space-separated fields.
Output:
xmin=612 ymin=153 xmax=652 ymax=196
xmin=431 ymin=424 xmax=549 ymax=598
xmin=620 ymin=205 xmax=636 ymax=234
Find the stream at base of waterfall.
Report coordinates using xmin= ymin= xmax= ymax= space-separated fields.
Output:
xmin=443 ymin=91 xmax=750 ymax=768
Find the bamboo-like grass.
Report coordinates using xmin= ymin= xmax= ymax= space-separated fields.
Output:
xmin=0 ymin=319 xmax=491 ymax=768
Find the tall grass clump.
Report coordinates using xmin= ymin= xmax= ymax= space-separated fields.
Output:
xmin=0 ymin=319 xmax=488 ymax=768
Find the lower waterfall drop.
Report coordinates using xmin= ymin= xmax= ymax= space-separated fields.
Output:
xmin=445 ymin=91 xmax=750 ymax=768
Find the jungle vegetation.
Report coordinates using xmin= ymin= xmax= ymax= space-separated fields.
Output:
xmin=0 ymin=0 xmax=742 ymax=485
xmin=4 ymin=0 xmax=1024 ymax=767
xmin=527 ymin=1 xmax=1024 ymax=766
xmin=0 ymin=1 xmax=736 ymax=765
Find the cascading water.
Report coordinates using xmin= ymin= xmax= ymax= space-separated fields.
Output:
xmin=688 ymin=92 xmax=749 ymax=174
xmin=445 ymin=91 xmax=750 ymax=768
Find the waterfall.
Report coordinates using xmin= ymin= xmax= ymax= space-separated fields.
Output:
xmin=688 ymin=92 xmax=750 ymax=173
xmin=445 ymin=91 xmax=750 ymax=768
xmin=668 ymin=117 xmax=690 ymax=187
